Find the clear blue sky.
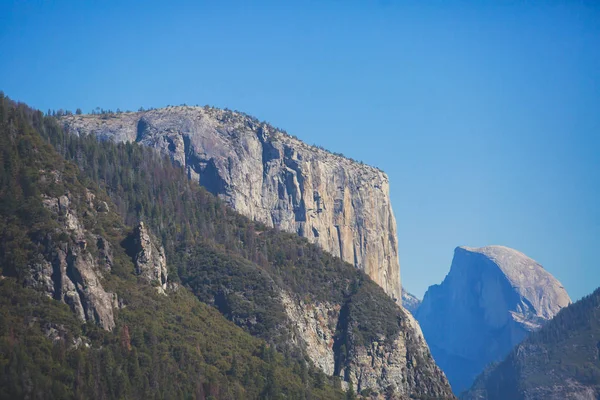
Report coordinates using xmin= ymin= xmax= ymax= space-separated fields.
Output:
xmin=2 ymin=0 xmax=599 ymax=300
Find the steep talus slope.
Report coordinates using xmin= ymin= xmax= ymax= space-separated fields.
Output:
xmin=463 ymin=286 xmax=600 ymax=400
xmin=416 ymin=245 xmax=571 ymax=395
xmin=61 ymin=107 xmax=401 ymax=301
xmin=0 ymin=95 xmax=454 ymax=398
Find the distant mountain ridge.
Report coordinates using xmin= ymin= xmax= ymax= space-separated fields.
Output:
xmin=463 ymin=286 xmax=600 ymax=400
xmin=402 ymin=288 xmax=421 ymax=314
xmin=416 ymin=245 xmax=571 ymax=394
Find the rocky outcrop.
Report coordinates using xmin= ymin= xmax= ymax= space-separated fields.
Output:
xmin=280 ymin=292 xmax=338 ymax=375
xmin=401 ymin=288 xmax=421 ymax=315
xmin=281 ymin=291 xmax=455 ymax=399
xmin=417 ymin=245 xmax=571 ymax=395
xmin=25 ymin=192 xmax=117 ymax=331
xmin=61 ymin=107 xmax=401 ymax=301
xmin=130 ymin=222 xmax=168 ymax=292
xmin=346 ymin=313 xmax=453 ymax=399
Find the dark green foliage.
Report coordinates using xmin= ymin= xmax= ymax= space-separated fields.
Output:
xmin=181 ymin=244 xmax=289 ymax=344
xmin=0 ymin=96 xmax=65 ymax=281
xmin=346 ymin=279 xmax=403 ymax=346
xmin=463 ymin=287 xmax=600 ymax=399
xmin=0 ymin=94 xmax=344 ymax=399
xmin=0 ymin=279 xmax=343 ymax=400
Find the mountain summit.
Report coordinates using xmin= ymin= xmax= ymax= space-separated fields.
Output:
xmin=416 ymin=245 xmax=571 ymax=394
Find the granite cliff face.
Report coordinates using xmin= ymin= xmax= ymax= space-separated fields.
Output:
xmin=57 ymin=107 xmax=457 ymax=397
xmin=61 ymin=107 xmax=401 ymax=301
xmin=2 ymin=94 xmax=458 ymax=399
xmin=417 ymin=245 xmax=571 ymax=395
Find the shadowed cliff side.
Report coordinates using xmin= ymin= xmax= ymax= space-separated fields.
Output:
xmin=417 ymin=245 xmax=571 ymax=394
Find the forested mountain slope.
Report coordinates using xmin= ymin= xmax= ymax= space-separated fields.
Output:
xmin=0 ymin=94 xmax=455 ymax=399
xmin=0 ymin=93 xmax=345 ymax=399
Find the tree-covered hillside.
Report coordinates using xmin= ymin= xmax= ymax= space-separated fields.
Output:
xmin=0 ymin=93 xmax=455 ymax=399
xmin=40 ymin=95 xmax=407 ymax=354
xmin=0 ymin=93 xmax=344 ymax=399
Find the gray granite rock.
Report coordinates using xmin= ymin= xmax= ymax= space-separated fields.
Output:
xmin=131 ymin=222 xmax=168 ymax=293
xmin=416 ymin=245 xmax=571 ymax=395
xmin=61 ymin=107 xmax=401 ymax=301
xmin=280 ymin=291 xmax=455 ymax=398
xmin=25 ymin=193 xmax=117 ymax=331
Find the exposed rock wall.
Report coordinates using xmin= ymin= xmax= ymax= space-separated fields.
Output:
xmin=25 ymin=195 xmax=170 ymax=330
xmin=131 ymin=222 xmax=168 ymax=292
xmin=61 ymin=107 xmax=401 ymax=301
xmin=281 ymin=291 xmax=455 ymax=399
xmin=24 ymin=192 xmax=117 ymax=331
xmin=280 ymin=292 xmax=338 ymax=376
xmin=417 ymin=245 xmax=571 ymax=395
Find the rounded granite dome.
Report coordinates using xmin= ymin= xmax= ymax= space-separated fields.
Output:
xmin=417 ymin=244 xmax=572 ymax=394
xmin=456 ymin=245 xmax=571 ymax=320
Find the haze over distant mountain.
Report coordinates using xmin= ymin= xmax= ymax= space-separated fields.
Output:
xmin=61 ymin=106 xmax=402 ymax=302
xmin=402 ymin=288 xmax=421 ymax=314
xmin=463 ymin=286 xmax=600 ymax=400
xmin=416 ymin=245 xmax=571 ymax=395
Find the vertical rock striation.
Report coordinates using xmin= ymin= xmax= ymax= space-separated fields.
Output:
xmin=417 ymin=245 xmax=571 ymax=395
xmin=61 ymin=107 xmax=401 ymax=301
xmin=280 ymin=291 xmax=455 ymax=398
xmin=25 ymin=192 xmax=117 ymax=331
xmin=130 ymin=221 xmax=168 ymax=293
